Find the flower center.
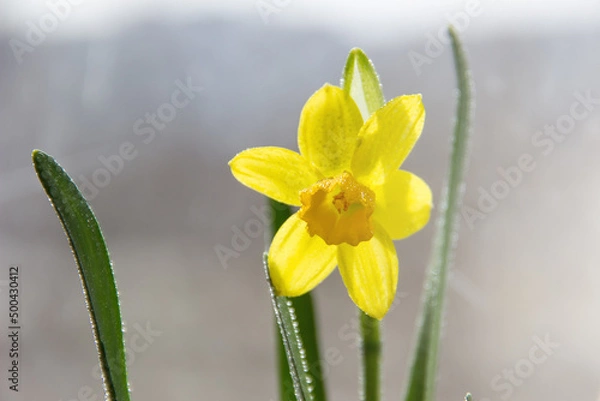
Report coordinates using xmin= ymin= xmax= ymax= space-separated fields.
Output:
xmin=298 ymin=171 xmax=375 ymax=246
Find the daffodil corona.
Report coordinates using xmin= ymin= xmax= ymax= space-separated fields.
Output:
xmin=229 ymin=84 xmax=432 ymax=319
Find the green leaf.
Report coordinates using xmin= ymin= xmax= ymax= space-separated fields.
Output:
xmin=341 ymin=47 xmax=385 ymax=120
xmin=264 ymin=254 xmax=317 ymax=401
xmin=403 ymin=26 xmax=473 ymax=401
xmin=465 ymin=393 xmax=473 ymax=401
xmin=269 ymin=200 xmax=327 ymax=401
xmin=32 ymin=150 xmax=130 ymax=401
xmin=276 ymin=293 xmax=325 ymax=401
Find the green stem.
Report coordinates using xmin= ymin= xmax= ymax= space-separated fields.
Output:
xmin=360 ymin=310 xmax=381 ymax=401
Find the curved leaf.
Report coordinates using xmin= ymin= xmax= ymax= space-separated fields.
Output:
xmin=32 ymin=150 xmax=130 ymax=401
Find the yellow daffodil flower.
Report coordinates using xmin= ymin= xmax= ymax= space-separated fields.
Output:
xmin=229 ymin=84 xmax=432 ymax=319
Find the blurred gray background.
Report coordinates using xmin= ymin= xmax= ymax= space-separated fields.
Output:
xmin=1 ymin=1 xmax=600 ymax=400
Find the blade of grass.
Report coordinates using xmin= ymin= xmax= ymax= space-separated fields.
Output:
xmin=342 ymin=47 xmax=386 ymax=401
xmin=403 ymin=26 xmax=473 ymax=401
xmin=269 ymin=199 xmax=327 ymax=401
xmin=32 ymin=150 xmax=130 ymax=401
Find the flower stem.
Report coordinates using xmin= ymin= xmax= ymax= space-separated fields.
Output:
xmin=360 ymin=310 xmax=381 ymax=401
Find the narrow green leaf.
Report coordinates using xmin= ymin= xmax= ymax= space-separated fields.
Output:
xmin=264 ymin=254 xmax=315 ymax=401
xmin=403 ymin=26 xmax=473 ymax=401
xmin=269 ymin=199 xmax=327 ymax=401
xmin=277 ymin=330 xmax=296 ymax=401
xmin=278 ymin=293 xmax=324 ymax=401
xmin=341 ymin=47 xmax=385 ymax=120
xmin=32 ymin=150 xmax=130 ymax=401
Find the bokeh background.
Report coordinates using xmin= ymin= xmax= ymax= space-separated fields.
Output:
xmin=1 ymin=1 xmax=600 ymax=400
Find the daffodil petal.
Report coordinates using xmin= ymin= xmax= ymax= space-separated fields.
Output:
xmin=352 ymin=95 xmax=425 ymax=186
xmin=337 ymin=224 xmax=398 ymax=319
xmin=229 ymin=147 xmax=321 ymax=206
xmin=268 ymin=213 xmax=338 ymax=297
xmin=298 ymin=84 xmax=364 ymax=176
xmin=373 ymin=169 xmax=432 ymax=240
